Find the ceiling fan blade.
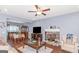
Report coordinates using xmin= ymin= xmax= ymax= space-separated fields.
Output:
xmin=42 ymin=8 xmax=50 ymax=12
xmin=42 ymin=13 xmax=46 ymax=16
xmin=35 ymin=14 xmax=37 ymax=16
xmin=28 ymin=11 xmax=36 ymax=12
xmin=35 ymin=5 xmax=40 ymax=9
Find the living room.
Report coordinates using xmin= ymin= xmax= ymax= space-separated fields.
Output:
xmin=0 ymin=5 xmax=79 ymax=53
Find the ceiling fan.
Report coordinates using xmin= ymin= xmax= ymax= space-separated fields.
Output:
xmin=28 ymin=5 xmax=50 ymax=16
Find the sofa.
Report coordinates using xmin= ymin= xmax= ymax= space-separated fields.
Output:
xmin=0 ymin=34 xmax=8 ymax=53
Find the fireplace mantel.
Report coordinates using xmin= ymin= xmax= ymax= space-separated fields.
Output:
xmin=45 ymin=29 xmax=60 ymax=32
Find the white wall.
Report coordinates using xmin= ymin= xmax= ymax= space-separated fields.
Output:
xmin=1 ymin=11 xmax=79 ymax=43
xmin=28 ymin=12 xmax=79 ymax=42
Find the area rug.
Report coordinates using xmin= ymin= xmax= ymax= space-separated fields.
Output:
xmin=38 ymin=46 xmax=53 ymax=53
xmin=18 ymin=45 xmax=36 ymax=53
xmin=8 ymin=45 xmax=18 ymax=53
xmin=18 ymin=45 xmax=53 ymax=53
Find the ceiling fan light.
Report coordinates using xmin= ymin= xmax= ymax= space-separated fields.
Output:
xmin=37 ymin=12 xmax=41 ymax=15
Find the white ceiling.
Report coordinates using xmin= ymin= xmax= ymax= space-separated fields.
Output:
xmin=0 ymin=5 xmax=79 ymax=23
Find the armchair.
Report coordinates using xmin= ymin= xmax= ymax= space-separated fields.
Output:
xmin=61 ymin=34 xmax=78 ymax=53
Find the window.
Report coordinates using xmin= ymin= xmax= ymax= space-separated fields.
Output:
xmin=7 ymin=25 xmax=19 ymax=32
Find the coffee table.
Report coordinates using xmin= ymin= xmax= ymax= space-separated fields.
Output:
xmin=24 ymin=42 xmax=45 ymax=53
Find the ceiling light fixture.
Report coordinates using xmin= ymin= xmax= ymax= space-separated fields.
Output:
xmin=28 ymin=5 xmax=50 ymax=16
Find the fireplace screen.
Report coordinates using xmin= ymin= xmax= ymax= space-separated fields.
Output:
xmin=45 ymin=31 xmax=60 ymax=42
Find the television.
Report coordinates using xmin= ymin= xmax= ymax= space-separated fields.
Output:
xmin=33 ymin=27 xmax=41 ymax=33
